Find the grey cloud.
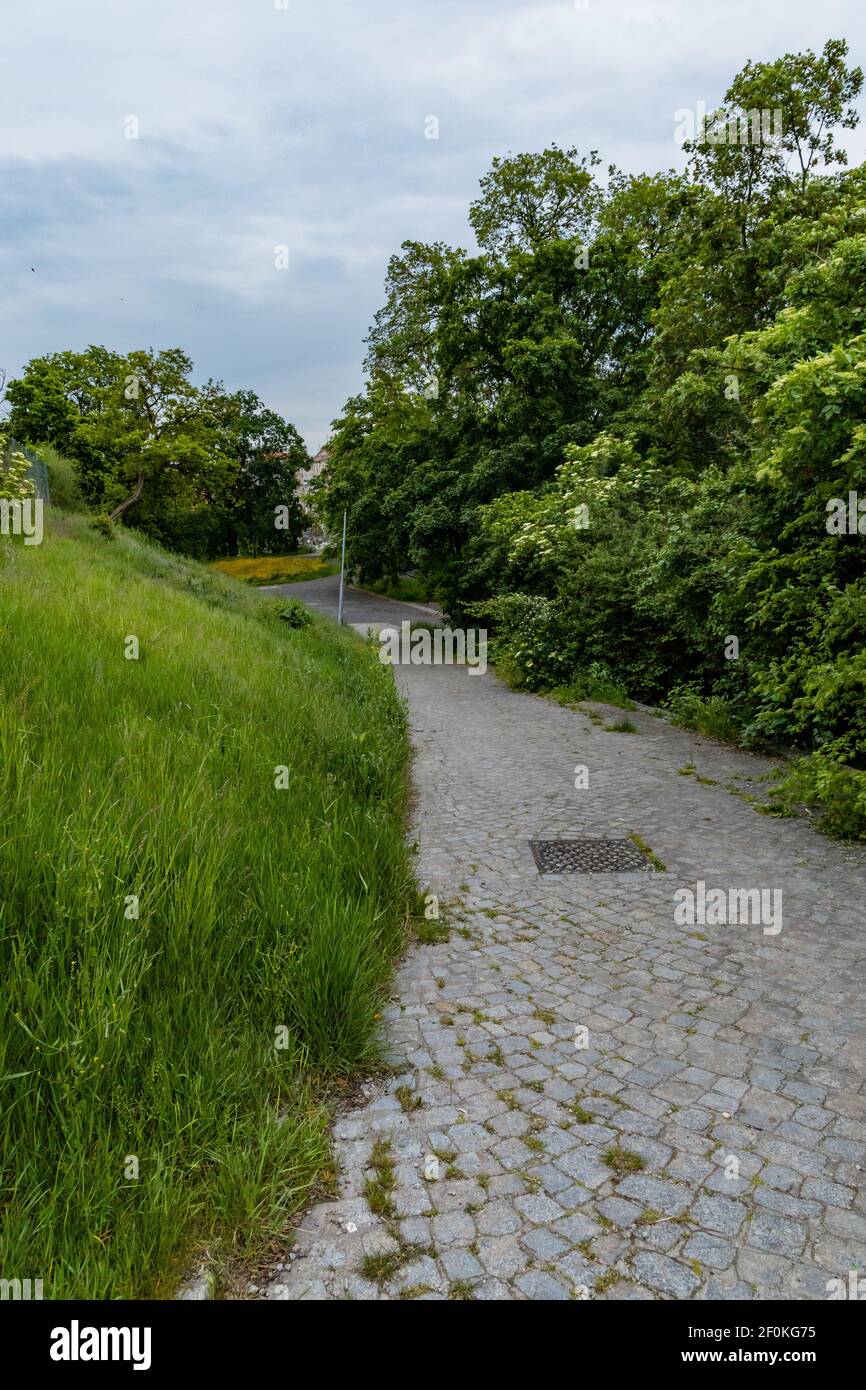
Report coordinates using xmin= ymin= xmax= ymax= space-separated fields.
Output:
xmin=0 ymin=0 xmax=863 ymax=448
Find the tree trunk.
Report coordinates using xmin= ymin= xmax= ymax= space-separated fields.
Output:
xmin=108 ymin=472 xmax=145 ymax=522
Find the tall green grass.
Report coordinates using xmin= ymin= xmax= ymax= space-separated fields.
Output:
xmin=0 ymin=516 xmax=416 ymax=1297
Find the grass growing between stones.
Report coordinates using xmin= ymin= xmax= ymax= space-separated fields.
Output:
xmin=394 ymin=1084 xmax=423 ymax=1113
xmin=363 ymin=1140 xmax=398 ymax=1219
xmin=629 ymin=832 xmax=666 ymax=872
xmin=0 ymin=516 xmax=417 ymax=1298
xmin=603 ymin=1146 xmax=646 ymax=1176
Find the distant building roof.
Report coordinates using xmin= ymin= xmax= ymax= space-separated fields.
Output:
xmin=298 ymin=444 xmax=330 ymax=496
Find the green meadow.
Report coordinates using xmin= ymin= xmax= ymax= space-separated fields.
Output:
xmin=0 ymin=515 xmax=416 ymax=1297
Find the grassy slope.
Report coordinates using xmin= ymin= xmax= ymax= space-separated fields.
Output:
xmin=0 ymin=515 xmax=416 ymax=1298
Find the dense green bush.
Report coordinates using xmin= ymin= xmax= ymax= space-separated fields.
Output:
xmin=35 ymin=441 xmax=85 ymax=510
xmin=303 ymin=41 xmax=866 ymax=835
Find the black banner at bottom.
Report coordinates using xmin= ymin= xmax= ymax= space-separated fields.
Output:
xmin=1 ymin=1296 xmax=859 ymax=1377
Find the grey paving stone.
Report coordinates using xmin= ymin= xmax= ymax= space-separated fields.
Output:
xmin=634 ymin=1252 xmax=701 ymax=1298
xmin=431 ymin=1211 xmax=476 ymax=1245
xmin=475 ymin=1235 xmax=526 ymax=1280
xmin=552 ymin=1211 xmax=602 ymax=1243
xmin=514 ymin=1270 xmax=571 ymax=1300
xmin=692 ymin=1195 xmax=748 ymax=1237
xmin=597 ymin=1196 xmax=644 ymax=1227
xmin=521 ymin=1227 xmax=570 ymax=1260
xmin=514 ymin=1193 xmax=564 ymax=1224
xmin=682 ymin=1231 xmax=737 ymax=1271
xmin=746 ymin=1211 xmax=807 ymax=1258
xmin=556 ymin=1149 xmax=609 ymax=1189
xmin=440 ymin=1249 xmax=484 ymax=1282
xmin=616 ymin=1175 xmax=691 ymax=1216
xmin=760 ymin=1164 xmax=800 ymax=1192
xmin=476 ymin=1201 xmax=521 ymax=1236
xmin=392 ymin=1256 xmax=445 ymax=1294
xmin=801 ymin=1177 xmax=854 ymax=1208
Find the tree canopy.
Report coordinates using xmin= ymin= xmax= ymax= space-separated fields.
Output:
xmin=5 ymin=347 xmax=309 ymax=557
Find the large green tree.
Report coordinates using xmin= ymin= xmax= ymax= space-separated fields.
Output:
xmin=7 ymin=347 xmax=307 ymax=558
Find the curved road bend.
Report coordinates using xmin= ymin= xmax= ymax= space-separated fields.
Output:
xmin=260 ymin=572 xmax=440 ymax=632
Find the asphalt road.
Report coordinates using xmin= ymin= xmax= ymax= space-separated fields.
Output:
xmin=259 ymin=572 xmax=441 ymax=631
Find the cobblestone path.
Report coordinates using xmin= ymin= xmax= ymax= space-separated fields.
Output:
xmin=263 ymin=657 xmax=866 ymax=1302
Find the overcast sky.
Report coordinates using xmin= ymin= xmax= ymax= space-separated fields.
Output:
xmin=1 ymin=1 xmax=863 ymax=452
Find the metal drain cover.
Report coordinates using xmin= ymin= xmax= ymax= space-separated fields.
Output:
xmin=530 ymin=838 xmax=652 ymax=873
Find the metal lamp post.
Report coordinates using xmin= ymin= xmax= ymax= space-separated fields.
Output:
xmin=337 ymin=509 xmax=347 ymax=624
